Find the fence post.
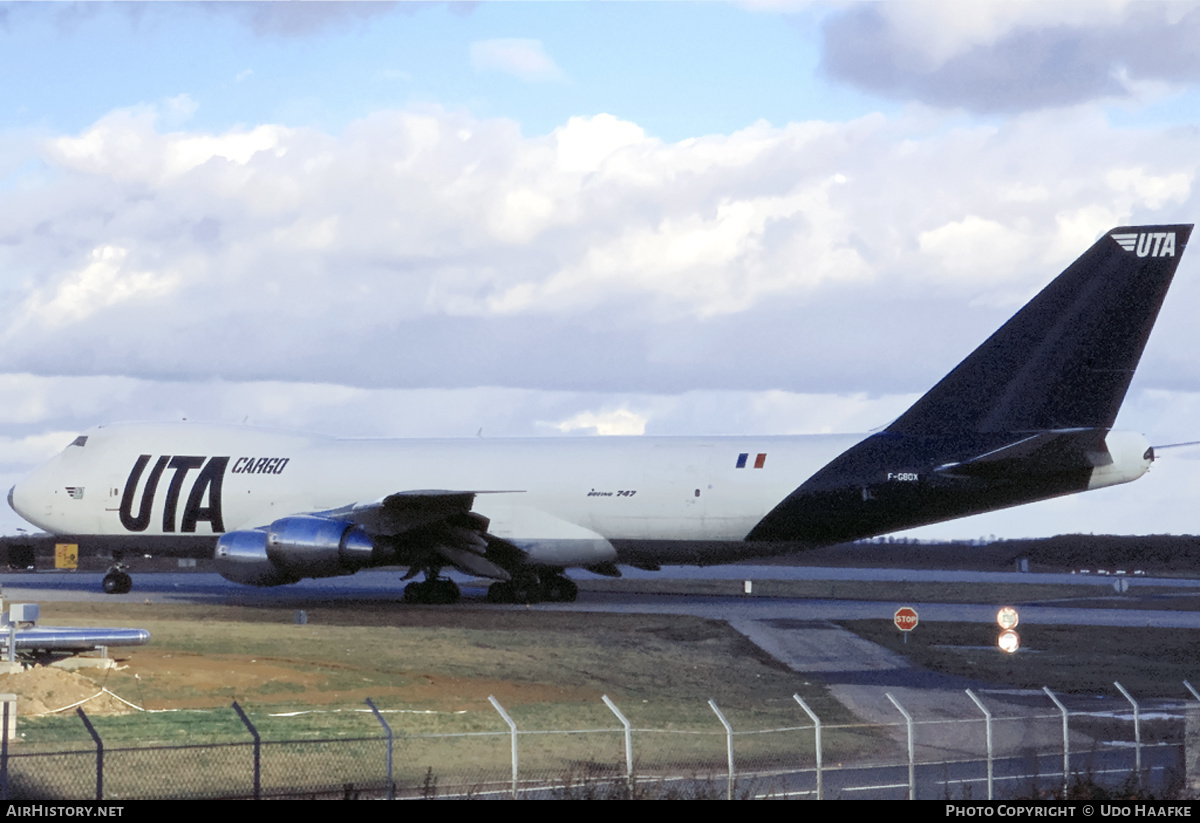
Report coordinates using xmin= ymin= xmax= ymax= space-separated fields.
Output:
xmin=1114 ymin=682 xmax=1142 ymax=780
xmin=1043 ymin=687 xmax=1069 ymax=793
xmin=602 ymin=695 xmax=634 ymax=793
xmin=365 ymin=698 xmax=394 ymax=800
xmin=1 ymin=698 xmax=9 ymax=800
xmin=707 ymin=699 xmax=734 ymax=800
xmin=1185 ymin=681 xmax=1200 ymax=794
xmin=965 ymin=689 xmax=993 ymax=800
xmin=793 ymin=694 xmax=822 ymax=800
xmin=488 ymin=695 xmax=518 ymax=799
xmin=886 ymin=692 xmax=915 ymax=800
xmin=75 ymin=707 xmax=102 ymax=801
xmin=232 ymin=701 xmax=261 ymax=800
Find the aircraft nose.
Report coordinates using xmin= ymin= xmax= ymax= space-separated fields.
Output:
xmin=7 ymin=482 xmax=27 ymax=520
xmin=8 ymin=474 xmax=54 ymax=531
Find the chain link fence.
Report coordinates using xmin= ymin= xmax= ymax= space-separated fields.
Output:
xmin=0 ymin=685 xmax=1194 ymax=800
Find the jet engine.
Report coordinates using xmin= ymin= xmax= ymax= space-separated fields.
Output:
xmin=214 ymin=515 xmax=375 ymax=586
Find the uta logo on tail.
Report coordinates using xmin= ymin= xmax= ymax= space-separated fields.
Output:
xmin=1111 ymin=231 xmax=1177 ymax=257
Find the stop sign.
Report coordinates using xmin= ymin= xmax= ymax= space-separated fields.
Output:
xmin=894 ymin=606 xmax=919 ymax=632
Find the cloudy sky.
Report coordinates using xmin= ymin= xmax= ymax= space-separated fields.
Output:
xmin=2 ymin=1 xmax=1199 ymax=544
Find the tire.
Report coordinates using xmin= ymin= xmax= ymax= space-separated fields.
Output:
xmin=487 ymin=582 xmax=513 ymax=603
xmin=434 ymin=579 xmax=460 ymax=604
xmin=405 ymin=579 xmax=459 ymax=604
xmin=404 ymin=581 xmax=425 ymax=603
xmin=509 ymin=577 xmax=537 ymax=604
xmin=541 ymin=577 xmax=577 ymax=603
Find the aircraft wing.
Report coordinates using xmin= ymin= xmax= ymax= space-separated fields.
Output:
xmin=327 ymin=490 xmax=487 ymax=534
xmin=321 ymin=490 xmax=524 ymax=581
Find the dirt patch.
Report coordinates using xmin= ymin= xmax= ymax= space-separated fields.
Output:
xmin=117 ymin=651 xmax=333 ymax=707
xmin=0 ymin=666 xmax=134 ymax=717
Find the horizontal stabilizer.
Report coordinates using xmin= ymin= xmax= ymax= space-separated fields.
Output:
xmin=934 ymin=429 xmax=1112 ymax=479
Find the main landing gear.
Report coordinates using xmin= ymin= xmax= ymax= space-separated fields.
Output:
xmin=403 ymin=576 xmax=461 ymax=605
xmin=399 ymin=567 xmax=577 ymax=605
xmin=487 ymin=571 xmax=577 ymax=604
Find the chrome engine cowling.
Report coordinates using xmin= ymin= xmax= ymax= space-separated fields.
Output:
xmin=214 ymin=515 xmax=375 ymax=586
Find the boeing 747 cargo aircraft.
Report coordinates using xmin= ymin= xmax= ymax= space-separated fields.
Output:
xmin=8 ymin=225 xmax=1192 ymax=602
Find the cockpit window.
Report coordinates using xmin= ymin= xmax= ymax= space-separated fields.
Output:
xmin=70 ymin=435 xmax=88 ymax=448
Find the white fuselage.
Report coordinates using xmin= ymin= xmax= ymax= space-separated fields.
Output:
xmin=9 ymin=422 xmax=861 ymax=555
xmin=8 ymin=422 xmax=1154 ymax=571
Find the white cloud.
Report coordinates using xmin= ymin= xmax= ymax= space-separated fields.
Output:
xmin=0 ymin=431 xmax=79 ymax=467
xmin=470 ymin=38 xmax=567 ymax=83
xmin=163 ymin=93 xmax=198 ymax=125
xmin=486 ymin=176 xmax=871 ymax=318
xmin=44 ymin=106 xmax=289 ymax=184
xmin=10 ymin=245 xmax=180 ymax=330
xmin=1105 ymin=167 xmax=1192 ymax=211
xmin=918 ymin=216 xmax=1028 ymax=284
xmin=0 ymin=375 xmax=914 ymax=442
xmin=547 ymin=408 xmax=648 ymax=436
xmin=554 ymin=114 xmax=647 ymax=174
xmin=0 ymin=103 xmax=1197 ymax=402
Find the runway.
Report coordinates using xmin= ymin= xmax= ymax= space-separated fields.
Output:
xmin=3 ymin=566 xmax=1196 ymax=628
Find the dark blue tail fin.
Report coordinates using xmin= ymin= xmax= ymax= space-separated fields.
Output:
xmin=888 ymin=225 xmax=1192 ymax=434
xmin=748 ymin=224 xmax=1192 ymax=545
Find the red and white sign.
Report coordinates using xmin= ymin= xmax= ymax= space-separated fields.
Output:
xmin=894 ymin=606 xmax=919 ymax=632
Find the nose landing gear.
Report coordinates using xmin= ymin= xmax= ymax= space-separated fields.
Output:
xmin=102 ymin=568 xmax=132 ymax=595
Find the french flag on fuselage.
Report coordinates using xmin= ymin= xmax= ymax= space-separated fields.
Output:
xmin=736 ymin=453 xmax=767 ymax=469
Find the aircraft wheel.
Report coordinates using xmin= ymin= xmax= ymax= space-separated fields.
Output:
xmin=541 ymin=576 xmax=577 ymax=603
xmin=509 ymin=574 xmax=539 ymax=604
xmin=487 ymin=577 xmax=541 ymax=604
xmin=102 ymin=572 xmax=132 ymax=595
xmin=487 ymin=581 xmax=513 ymax=603
xmin=404 ymin=581 xmax=426 ymax=603
xmin=433 ymin=579 xmax=460 ymax=604
xmin=405 ymin=579 xmax=460 ymax=604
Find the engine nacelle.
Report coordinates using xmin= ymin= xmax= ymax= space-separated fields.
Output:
xmin=214 ymin=515 xmax=375 ymax=586
xmin=214 ymin=528 xmax=288 ymax=586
